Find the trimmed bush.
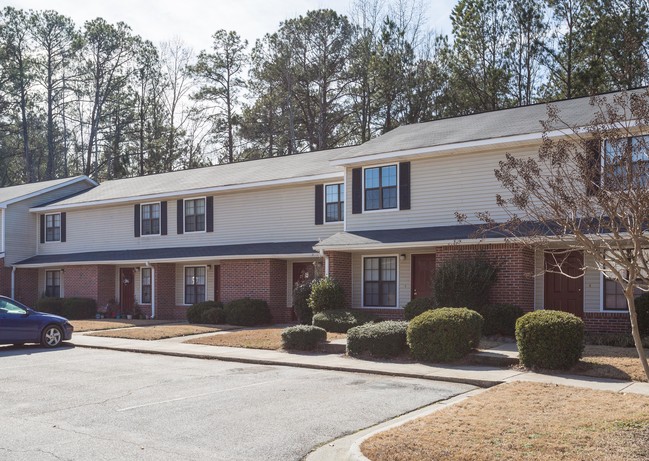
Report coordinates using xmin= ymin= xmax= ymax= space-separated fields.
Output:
xmin=347 ymin=321 xmax=409 ymax=358
xmin=312 ymin=309 xmax=378 ymax=333
xmin=516 ymin=310 xmax=584 ymax=370
xmin=36 ymin=297 xmax=64 ymax=315
xmin=480 ymin=303 xmax=525 ymax=337
xmin=634 ymin=293 xmax=649 ymax=336
xmin=407 ymin=308 xmax=483 ymax=362
xmin=224 ymin=298 xmax=272 ymax=326
xmin=308 ymin=277 xmax=345 ymax=314
xmin=281 ymin=325 xmax=327 ymax=350
xmin=202 ymin=307 xmax=226 ymax=325
xmin=187 ymin=301 xmax=223 ymax=324
xmin=60 ymin=298 xmax=97 ymax=320
xmin=293 ymin=280 xmax=315 ymax=325
xmin=434 ymin=257 xmax=498 ymax=310
xmin=404 ymin=297 xmax=436 ymax=321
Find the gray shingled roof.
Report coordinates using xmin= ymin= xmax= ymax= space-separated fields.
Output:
xmin=46 ymin=147 xmax=351 ymax=207
xmin=16 ymin=241 xmax=319 ymax=266
xmin=0 ymin=176 xmax=91 ymax=206
xmin=334 ymin=89 xmax=648 ymax=161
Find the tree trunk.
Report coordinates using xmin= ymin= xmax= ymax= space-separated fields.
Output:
xmin=626 ymin=295 xmax=649 ymax=380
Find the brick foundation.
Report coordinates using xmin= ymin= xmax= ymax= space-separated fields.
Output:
xmin=0 ymin=258 xmax=11 ymax=297
xmin=584 ymin=312 xmax=631 ymax=334
xmin=325 ymin=251 xmax=352 ymax=308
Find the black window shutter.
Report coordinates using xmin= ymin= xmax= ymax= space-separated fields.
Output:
xmin=60 ymin=213 xmax=66 ymax=242
xmin=160 ymin=201 xmax=168 ymax=235
xmin=586 ymin=139 xmax=601 ymax=196
xmin=352 ymin=168 xmax=362 ymax=214
xmin=399 ymin=162 xmax=411 ymax=210
xmin=177 ymin=200 xmax=184 ymax=234
xmin=206 ymin=196 xmax=214 ymax=232
xmin=40 ymin=215 xmax=45 ymax=244
xmin=134 ymin=204 xmax=141 ymax=238
xmin=315 ymin=184 xmax=324 ymax=225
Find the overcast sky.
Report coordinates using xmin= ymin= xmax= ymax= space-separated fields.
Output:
xmin=12 ymin=0 xmax=455 ymax=52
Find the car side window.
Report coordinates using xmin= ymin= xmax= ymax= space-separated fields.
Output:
xmin=0 ymin=299 xmax=27 ymax=315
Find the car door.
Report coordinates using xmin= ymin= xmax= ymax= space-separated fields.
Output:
xmin=0 ymin=299 xmax=39 ymax=343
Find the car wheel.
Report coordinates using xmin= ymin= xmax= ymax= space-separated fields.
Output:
xmin=41 ymin=325 xmax=63 ymax=348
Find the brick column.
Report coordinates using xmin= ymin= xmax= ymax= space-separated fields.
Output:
xmin=0 ymin=258 xmax=11 ymax=297
xmin=153 ymin=263 xmax=176 ymax=319
xmin=14 ymin=268 xmax=38 ymax=306
xmin=325 ymin=251 xmax=352 ymax=309
xmin=64 ymin=265 xmax=116 ymax=307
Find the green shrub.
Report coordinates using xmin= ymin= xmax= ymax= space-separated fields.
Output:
xmin=202 ymin=307 xmax=226 ymax=324
xmin=308 ymin=277 xmax=345 ymax=314
xmin=224 ymin=298 xmax=272 ymax=326
xmin=407 ymin=308 xmax=483 ymax=362
xmin=347 ymin=321 xmax=409 ymax=358
xmin=634 ymin=293 xmax=649 ymax=336
xmin=516 ymin=310 xmax=584 ymax=370
xmin=36 ymin=297 xmax=64 ymax=315
xmin=480 ymin=303 xmax=525 ymax=336
xmin=60 ymin=298 xmax=97 ymax=319
xmin=312 ymin=309 xmax=378 ymax=333
xmin=293 ymin=280 xmax=315 ymax=325
xmin=434 ymin=257 xmax=498 ymax=310
xmin=281 ymin=325 xmax=327 ymax=350
xmin=404 ymin=297 xmax=436 ymax=321
xmin=187 ymin=301 xmax=223 ymax=324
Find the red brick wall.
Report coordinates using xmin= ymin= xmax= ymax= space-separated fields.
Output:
xmin=153 ymin=263 xmax=177 ymax=319
xmin=584 ymin=312 xmax=631 ymax=334
xmin=436 ymin=244 xmax=535 ymax=311
xmin=0 ymin=258 xmax=11 ymax=297
xmin=325 ymin=251 xmax=352 ymax=308
xmin=14 ymin=268 xmax=38 ymax=306
xmin=64 ymin=265 xmax=116 ymax=307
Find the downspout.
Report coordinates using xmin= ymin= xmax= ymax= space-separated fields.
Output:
xmin=320 ymin=249 xmax=330 ymax=277
xmin=146 ymin=261 xmax=155 ymax=319
xmin=11 ymin=266 xmax=16 ymax=299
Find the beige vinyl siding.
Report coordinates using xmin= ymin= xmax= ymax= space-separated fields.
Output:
xmin=37 ymin=182 xmax=343 ymax=256
xmin=351 ymin=251 xmax=414 ymax=309
xmin=345 ymin=146 xmax=537 ymax=232
xmin=6 ymin=181 xmax=92 ymax=265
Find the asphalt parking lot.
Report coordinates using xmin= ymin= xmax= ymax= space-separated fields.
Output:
xmin=0 ymin=346 xmax=474 ymax=461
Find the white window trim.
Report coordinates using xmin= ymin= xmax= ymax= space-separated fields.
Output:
xmin=599 ymin=272 xmax=631 ymax=314
xmin=183 ymin=197 xmax=207 ymax=234
xmin=140 ymin=267 xmax=153 ymax=305
xmin=140 ymin=201 xmax=162 ymax=237
xmin=361 ymin=164 xmax=400 ymax=214
xmin=44 ymin=269 xmax=64 ymax=298
xmin=44 ymin=212 xmax=62 ymax=243
xmin=182 ymin=264 xmax=208 ymax=306
xmin=323 ymin=182 xmax=345 ymax=225
xmin=360 ymin=254 xmax=400 ymax=309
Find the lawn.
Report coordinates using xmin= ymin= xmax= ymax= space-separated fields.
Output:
xmin=87 ymin=325 xmax=229 ymax=340
xmin=571 ymin=345 xmax=649 ymax=382
xmin=362 ymin=382 xmax=649 ymax=461
xmin=71 ymin=319 xmax=176 ymax=332
xmin=186 ymin=327 xmax=346 ymax=350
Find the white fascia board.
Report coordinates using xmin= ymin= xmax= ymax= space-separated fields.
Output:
xmin=14 ymin=252 xmax=321 ymax=268
xmin=314 ymin=237 xmax=511 ymax=252
xmin=0 ymin=176 xmax=97 ymax=208
xmin=29 ymin=172 xmax=343 ymax=212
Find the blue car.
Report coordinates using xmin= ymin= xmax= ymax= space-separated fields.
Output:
xmin=0 ymin=296 xmax=73 ymax=347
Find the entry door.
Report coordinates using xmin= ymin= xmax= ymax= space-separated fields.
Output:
xmin=544 ymin=251 xmax=584 ymax=317
xmin=120 ymin=268 xmax=135 ymax=313
xmin=411 ymin=254 xmax=436 ymax=299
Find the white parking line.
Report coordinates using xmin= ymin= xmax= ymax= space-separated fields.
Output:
xmin=116 ymin=379 xmax=282 ymax=412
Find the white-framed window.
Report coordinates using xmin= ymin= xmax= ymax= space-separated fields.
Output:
xmin=602 ymin=273 xmax=642 ymax=311
xmin=45 ymin=213 xmax=61 ymax=242
xmin=363 ymin=256 xmax=397 ymax=307
xmin=604 ymin=135 xmax=649 ymax=187
xmin=184 ymin=198 xmax=206 ymax=233
xmin=141 ymin=267 xmax=152 ymax=304
xmin=184 ymin=266 xmax=206 ymax=305
xmin=141 ymin=203 xmax=161 ymax=236
xmin=325 ymin=183 xmax=344 ymax=222
xmin=45 ymin=270 xmax=61 ymax=298
xmin=364 ymin=165 xmax=397 ymax=211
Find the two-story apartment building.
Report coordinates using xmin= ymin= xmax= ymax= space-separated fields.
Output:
xmin=3 ymin=90 xmax=642 ymax=333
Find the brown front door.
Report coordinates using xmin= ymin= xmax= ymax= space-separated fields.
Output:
xmin=120 ymin=268 xmax=135 ymax=313
xmin=214 ymin=265 xmax=221 ymax=302
xmin=544 ymin=251 xmax=584 ymax=317
xmin=411 ymin=254 xmax=436 ymax=299
xmin=293 ymin=262 xmax=315 ymax=286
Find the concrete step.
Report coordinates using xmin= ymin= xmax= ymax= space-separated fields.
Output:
xmin=469 ymin=349 xmax=519 ymax=367
xmin=319 ymin=341 xmax=346 ymax=354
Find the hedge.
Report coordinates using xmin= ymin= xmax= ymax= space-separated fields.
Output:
xmin=407 ymin=307 xmax=483 ymax=362
xmin=36 ymin=297 xmax=96 ymax=319
xmin=36 ymin=297 xmax=64 ymax=315
xmin=293 ymin=280 xmax=314 ymax=325
xmin=480 ymin=303 xmax=524 ymax=337
xmin=404 ymin=297 xmax=436 ymax=321
xmin=187 ymin=301 xmax=223 ymax=324
xmin=434 ymin=257 xmax=497 ymax=310
xmin=516 ymin=310 xmax=584 ymax=370
xmin=281 ymin=325 xmax=327 ymax=350
xmin=224 ymin=298 xmax=272 ymax=326
xmin=312 ymin=309 xmax=378 ymax=333
xmin=308 ymin=278 xmax=345 ymax=313
xmin=634 ymin=293 xmax=649 ymax=336
xmin=347 ymin=321 xmax=409 ymax=358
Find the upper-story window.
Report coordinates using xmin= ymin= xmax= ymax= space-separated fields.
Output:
xmin=325 ymin=184 xmax=344 ymax=222
xmin=45 ymin=214 xmax=61 ymax=242
xmin=364 ymin=165 xmax=397 ymax=211
xmin=185 ymin=198 xmax=206 ymax=233
xmin=141 ymin=203 xmax=160 ymax=236
xmin=604 ymin=135 xmax=649 ymax=187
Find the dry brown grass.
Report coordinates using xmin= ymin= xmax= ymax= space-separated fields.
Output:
xmin=186 ymin=327 xmax=346 ymax=350
xmin=362 ymin=382 xmax=649 ymax=461
xmin=570 ymin=345 xmax=649 ymax=382
xmin=71 ymin=319 xmax=175 ymax=332
xmin=87 ymin=325 xmax=226 ymax=340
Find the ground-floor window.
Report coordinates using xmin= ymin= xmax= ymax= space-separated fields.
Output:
xmin=363 ymin=256 xmax=397 ymax=307
xmin=603 ymin=274 xmax=642 ymax=311
xmin=185 ymin=266 xmax=206 ymax=305
xmin=141 ymin=267 xmax=152 ymax=304
xmin=45 ymin=270 xmax=61 ymax=298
